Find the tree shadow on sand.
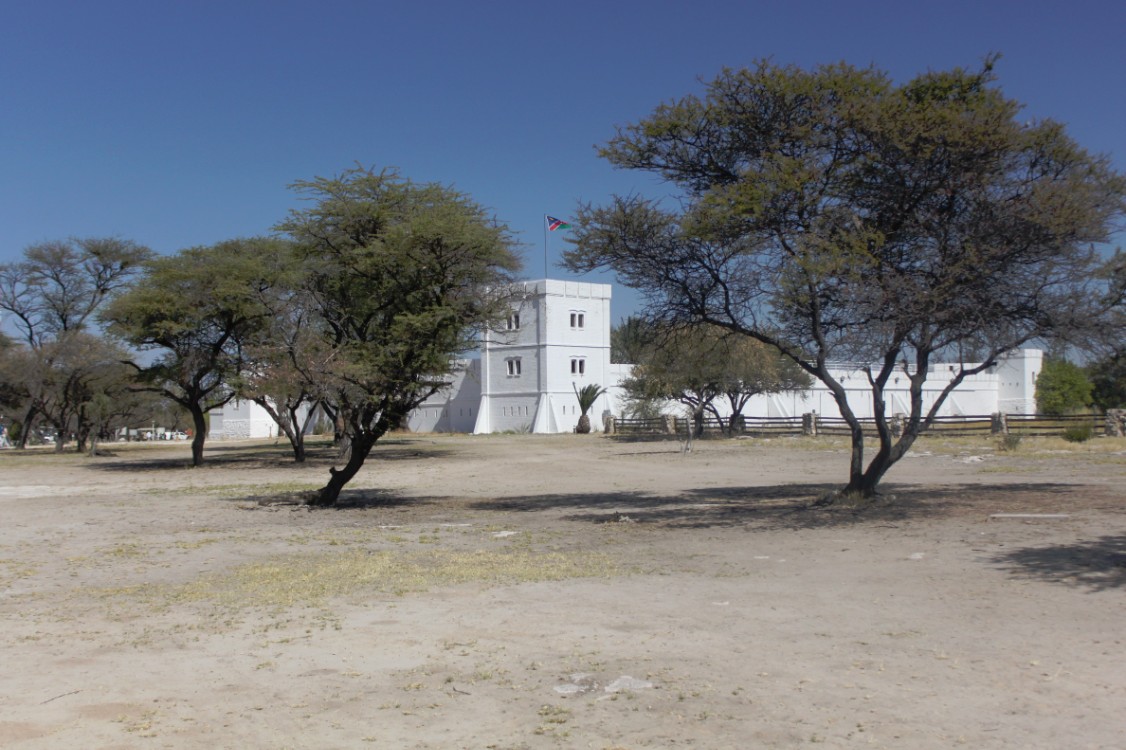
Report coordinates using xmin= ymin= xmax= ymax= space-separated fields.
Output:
xmin=85 ymin=440 xmax=456 ymax=473
xmin=990 ymin=535 xmax=1126 ymax=592
xmin=468 ymin=482 xmax=1090 ymax=531
xmin=214 ymin=478 xmax=1094 ymax=533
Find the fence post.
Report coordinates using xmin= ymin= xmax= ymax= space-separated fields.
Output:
xmin=990 ymin=412 xmax=1008 ymax=435
xmin=603 ymin=415 xmax=616 ymax=435
xmin=1107 ymin=409 xmax=1125 ymax=438
xmin=664 ymin=414 xmax=677 ymax=435
xmin=802 ymin=411 xmax=818 ymax=437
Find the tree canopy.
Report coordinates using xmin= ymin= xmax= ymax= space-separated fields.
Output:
xmin=102 ymin=238 xmax=287 ymax=465
xmin=1035 ymin=358 xmax=1094 ymax=415
xmin=0 ymin=237 xmax=152 ymax=448
xmin=277 ymin=166 xmax=521 ymax=506
xmin=622 ymin=323 xmax=811 ymax=436
xmin=0 ymin=237 xmax=152 ymax=347
xmin=563 ymin=58 xmax=1126 ymax=499
xmin=1088 ymin=352 xmax=1126 ymax=411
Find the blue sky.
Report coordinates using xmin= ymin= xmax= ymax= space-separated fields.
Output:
xmin=2 ymin=0 xmax=1124 ymax=320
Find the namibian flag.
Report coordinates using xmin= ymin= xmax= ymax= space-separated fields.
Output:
xmin=546 ymin=215 xmax=572 ymax=231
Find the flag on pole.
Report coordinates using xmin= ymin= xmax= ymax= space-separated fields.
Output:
xmin=546 ymin=215 xmax=572 ymax=231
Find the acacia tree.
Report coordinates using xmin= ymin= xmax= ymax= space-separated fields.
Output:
xmin=0 ymin=334 xmax=27 ymax=438
xmin=0 ymin=332 xmax=134 ymax=452
xmin=623 ymin=324 xmax=810 ymax=436
xmin=278 ymin=166 xmax=520 ymax=506
xmin=238 ymin=246 xmax=331 ymax=463
xmin=0 ymin=237 xmax=152 ymax=446
xmin=103 ymin=238 xmax=285 ymax=466
xmin=563 ymin=59 xmax=1125 ymax=499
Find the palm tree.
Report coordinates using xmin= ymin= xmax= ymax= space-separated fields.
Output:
xmin=574 ymin=383 xmax=609 ymax=434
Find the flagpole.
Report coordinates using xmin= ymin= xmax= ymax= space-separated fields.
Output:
xmin=543 ymin=215 xmax=548 ymax=280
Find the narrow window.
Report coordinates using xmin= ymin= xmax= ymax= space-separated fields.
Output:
xmin=507 ymin=357 xmax=522 ymax=376
xmin=507 ymin=313 xmax=520 ymax=330
xmin=569 ymin=311 xmax=586 ymax=329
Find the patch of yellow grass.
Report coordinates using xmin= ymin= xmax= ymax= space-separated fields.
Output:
xmin=103 ymin=547 xmax=618 ymax=615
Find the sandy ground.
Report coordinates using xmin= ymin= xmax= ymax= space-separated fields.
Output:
xmin=0 ymin=433 xmax=1123 ymax=750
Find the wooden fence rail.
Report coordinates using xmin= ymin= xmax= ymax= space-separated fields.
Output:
xmin=607 ymin=412 xmax=1113 ymax=439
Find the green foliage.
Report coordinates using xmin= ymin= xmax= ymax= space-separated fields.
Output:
xmin=1061 ymin=424 xmax=1093 ymax=443
xmin=1035 ymin=359 xmax=1094 ymax=416
xmin=610 ymin=316 xmax=652 ymax=364
xmin=1087 ymin=352 xmax=1126 ymax=410
xmin=277 ymin=165 xmax=521 ymax=503
xmin=621 ymin=323 xmax=811 ymax=434
xmin=563 ymin=58 xmax=1125 ymax=498
xmin=102 ymin=237 xmax=287 ymax=464
xmin=0 ymin=333 xmax=21 ymax=412
xmin=574 ymin=384 xmax=608 ymax=415
xmin=997 ymin=433 xmax=1022 ymax=452
xmin=573 ymin=383 xmax=609 ymax=434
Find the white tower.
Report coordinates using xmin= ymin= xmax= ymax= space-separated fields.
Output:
xmin=474 ymin=279 xmax=615 ymax=433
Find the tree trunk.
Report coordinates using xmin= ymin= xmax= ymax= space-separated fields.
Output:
xmin=692 ymin=408 xmax=705 ymax=438
xmin=576 ymin=414 xmax=591 ymax=434
xmin=336 ymin=432 xmax=352 ymax=461
xmin=312 ymin=432 xmax=377 ymax=506
xmin=16 ymin=404 xmax=38 ymax=449
xmin=285 ymin=404 xmax=306 ymax=463
xmin=253 ymin=397 xmax=307 ymax=463
xmin=189 ymin=405 xmax=207 ymax=467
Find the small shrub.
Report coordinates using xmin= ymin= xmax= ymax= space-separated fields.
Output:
xmin=1062 ymin=424 xmax=1093 ymax=443
xmin=997 ymin=434 xmax=1022 ymax=452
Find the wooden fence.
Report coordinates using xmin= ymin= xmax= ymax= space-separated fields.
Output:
xmin=608 ymin=412 xmax=1111 ymax=439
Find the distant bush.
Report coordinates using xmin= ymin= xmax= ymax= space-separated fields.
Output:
xmin=997 ymin=434 xmax=1022 ymax=452
xmin=1036 ymin=359 xmax=1093 ymax=416
xmin=1062 ymin=424 xmax=1093 ymax=443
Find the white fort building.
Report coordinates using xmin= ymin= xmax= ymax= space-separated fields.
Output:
xmin=209 ymin=278 xmax=1041 ymax=439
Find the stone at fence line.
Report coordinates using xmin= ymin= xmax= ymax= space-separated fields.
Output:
xmin=604 ymin=415 xmax=616 ymax=435
xmin=890 ymin=414 xmax=904 ymax=438
xmin=802 ymin=411 xmax=818 ymax=436
xmin=664 ymin=414 xmax=677 ymax=435
xmin=1106 ymin=409 xmax=1125 ymax=438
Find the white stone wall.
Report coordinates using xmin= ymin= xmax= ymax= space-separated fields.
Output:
xmin=209 ymin=279 xmax=1044 ymax=436
xmin=407 ymin=361 xmax=483 ymax=433
xmin=208 ymin=399 xmax=316 ymax=440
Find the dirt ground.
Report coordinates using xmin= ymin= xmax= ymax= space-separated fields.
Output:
xmin=0 ymin=432 xmax=1123 ymax=749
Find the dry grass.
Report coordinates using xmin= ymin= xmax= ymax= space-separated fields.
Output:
xmin=95 ymin=547 xmax=620 ymax=618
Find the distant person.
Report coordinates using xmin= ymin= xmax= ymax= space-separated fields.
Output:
xmin=0 ymin=424 xmax=11 ymax=449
